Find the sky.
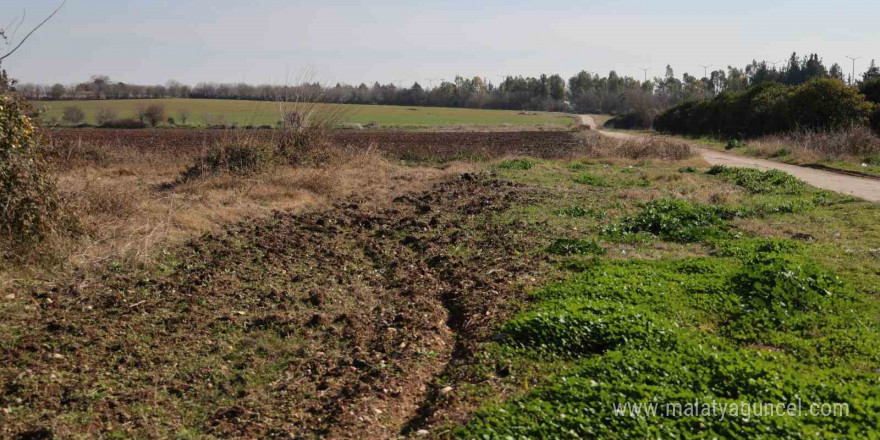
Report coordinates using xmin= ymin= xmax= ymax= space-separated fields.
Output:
xmin=3 ymin=0 xmax=879 ymax=87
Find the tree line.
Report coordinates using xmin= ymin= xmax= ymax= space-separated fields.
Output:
xmin=12 ymin=53 xmax=880 ymax=116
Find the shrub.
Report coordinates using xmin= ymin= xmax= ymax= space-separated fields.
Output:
xmin=184 ymin=139 xmax=276 ymax=178
xmin=62 ymin=105 xmax=85 ymax=125
xmin=707 ymin=165 xmax=805 ymax=194
xmin=787 ymin=78 xmax=873 ymax=131
xmin=143 ymin=104 xmax=166 ymax=127
xmin=95 ymin=106 xmax=119 ymax=125
xmin=603 ymin=199 xmax=726 ymax=243
xmin=655 ymin=79 xmax=873 ymax=138
xmin=860 ymin=78 xmax=880 ymax=104
xmin=1 ymin=92 xmax=63 ymax=244
xmin=546 ymin=238 xmax=605 ymax=256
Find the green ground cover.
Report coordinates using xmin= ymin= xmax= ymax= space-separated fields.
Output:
xmin=36 ymin=98 xmax=575 ymax=129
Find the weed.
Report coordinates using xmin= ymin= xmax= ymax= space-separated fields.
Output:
xmin=725 ymin=138 xmax=745 ymax=150
xmin=497 ymin=159 xmax=534 ymax=170
xmin=554 ymin=206 xmax=607 ymax=219
xmin=545 ymin=238 xmax=606 ymax=256
xmin=573 ymin=172 xmax=606 ymax=186
xmin=707 ymin=165 xmax=805 ymax=194
xmin=603 ymin=199 xmax=726 ymax=243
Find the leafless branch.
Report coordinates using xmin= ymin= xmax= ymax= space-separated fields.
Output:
xmin=0 ymin=0 xmax=68 ymax=63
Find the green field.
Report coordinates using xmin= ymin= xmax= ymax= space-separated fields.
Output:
xmin=35 ymin=98 xmax=575 ymax=129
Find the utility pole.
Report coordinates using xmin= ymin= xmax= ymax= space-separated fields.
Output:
xmin=699 ymin=65 xmax=713 ymax=79
xmin=846 ymin=56 xmax=861 ymax=85
xmin=639 ymin=68 xmax=651 ymax=83
xmin=767 ymin=60 xmax=782 ymax=70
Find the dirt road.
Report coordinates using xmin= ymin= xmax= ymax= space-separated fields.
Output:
xmin=579 ymin=115 xmax=880 ymax=202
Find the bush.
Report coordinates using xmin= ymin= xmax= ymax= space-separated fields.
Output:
xmin=655 ymin=79 xmax=873 ymax=138
xmin=860 ymin=78 xmax=880 ymax=104
xmin=788 ymin=78 xmax=874 ymax=131
xmin=95 ymin=106 xmax=119 ymax=125
xmin=99 ymin=118 xmax=147 ymax=129
xmin=143 ymin=104 xmax=166 ymax=127
xmin=62 ymin=105 xmax=85 ymax=125
xmin=183 ymin=139 xmax=276 ymax=178
xmin=1 ymin=93 xmax=63 ymax=245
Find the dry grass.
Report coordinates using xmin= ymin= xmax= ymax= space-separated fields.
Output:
xmin=1 ymin=135 xmax=467 ymax=290
xmin=575 ymin=131 xmax=694 ymax=161
xmin=749 ymin=126 xmax=880 ymax=162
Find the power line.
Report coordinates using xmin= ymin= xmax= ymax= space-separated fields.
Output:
xmin=639 ymin=67 xmax=651 ymax=83
xmin=846 ymin=56 xmax=861 ymax=85
xmin=699 ymin=64 xmax=713 ymax=79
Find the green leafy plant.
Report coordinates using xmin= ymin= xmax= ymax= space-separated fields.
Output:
xmin=603 ymin=199 xmax=726 ymax=243
xmin=707 ymin=165 xmax=805 ymax=194
xmin=497 ymin=159 xmax=534 ymax=170
xmin=574 ymin=172 xmax=606 ymax=186
xmin=545 ymin=238 xmax=606 ymax=256
xmin=1 ymin=72 xmax=63 ymax=245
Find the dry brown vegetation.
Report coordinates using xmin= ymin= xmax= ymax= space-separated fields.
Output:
xmin=1 ymin=130 xmax=471 ymax=289
xmin=574 ymin=130 xmax=695 ymax=160
xmin=747 ymin=126 xmax=880 ymax=163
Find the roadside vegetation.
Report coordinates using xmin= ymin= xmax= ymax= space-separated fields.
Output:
xmin=3 ymin=118 xmax=878 ymax=438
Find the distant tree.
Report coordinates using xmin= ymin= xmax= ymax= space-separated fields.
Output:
xmin=803 ymin=54 xmax=828 ymax=81
xmin=548 ymin=74 xmax=566 ymax=101
xmin=864 ymin=60 xmax=880 ymax=82
xmin=143 ymin=104 xmax=166 ymax=127
xmin=62 ymin=105 xmax=85 ymax=125
xmin=90 ymin=75 xmax=110 ymax=99
xmin=829 ymin=63 xmax=845 ymax=81
xmin=49 ymin=83 xmax=66 ymax=100
xmin=95 ymin=105 xmax=118 ymax=125
xmin=783 ymin=52 xmax=804 ymax=85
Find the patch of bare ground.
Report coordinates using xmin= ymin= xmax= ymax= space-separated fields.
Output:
xmin=0 ymin=172 xmax=554 ymax=439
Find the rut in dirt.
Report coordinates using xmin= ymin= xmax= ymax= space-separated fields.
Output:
xmin=2 ymin=173 xmax=549 ymax=440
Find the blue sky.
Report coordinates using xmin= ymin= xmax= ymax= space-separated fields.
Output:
xmin=4 ymin=0 xmax=879 ymax=86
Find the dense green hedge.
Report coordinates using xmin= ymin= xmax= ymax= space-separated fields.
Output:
xmin=654 ymin=78 xmax=875 ymax=138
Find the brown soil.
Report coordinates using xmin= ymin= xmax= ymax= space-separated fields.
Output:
xmin=41 ymin=129 xmax=581 ymax=162
xmin=1 ymin=173 xmax=551 ymax=439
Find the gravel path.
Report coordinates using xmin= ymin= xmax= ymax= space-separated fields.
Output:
xmin=579 ymin=115 xmax=880 ymax=202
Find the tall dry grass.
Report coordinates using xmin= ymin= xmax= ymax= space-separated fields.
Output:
xmin=1 ymin=128 xmax=464 ymax=291
xmin=747 ymin=126 xmax=880 ymax=162
xmin=574 ymin=131 xmax=694 ymax=161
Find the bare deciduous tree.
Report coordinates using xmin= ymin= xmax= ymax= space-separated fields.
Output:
xmin=0 ymin=1 xmax=68 ymax=65
xmin=96 ymin=105 xmax=119 ymax=125
xmin=177 ymin=108 xmax=190 ymax=125
xmin=62 ymin=105 xmax=85 ymax=125
xmin=143 ymin=104 xmax=166 ymax=127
